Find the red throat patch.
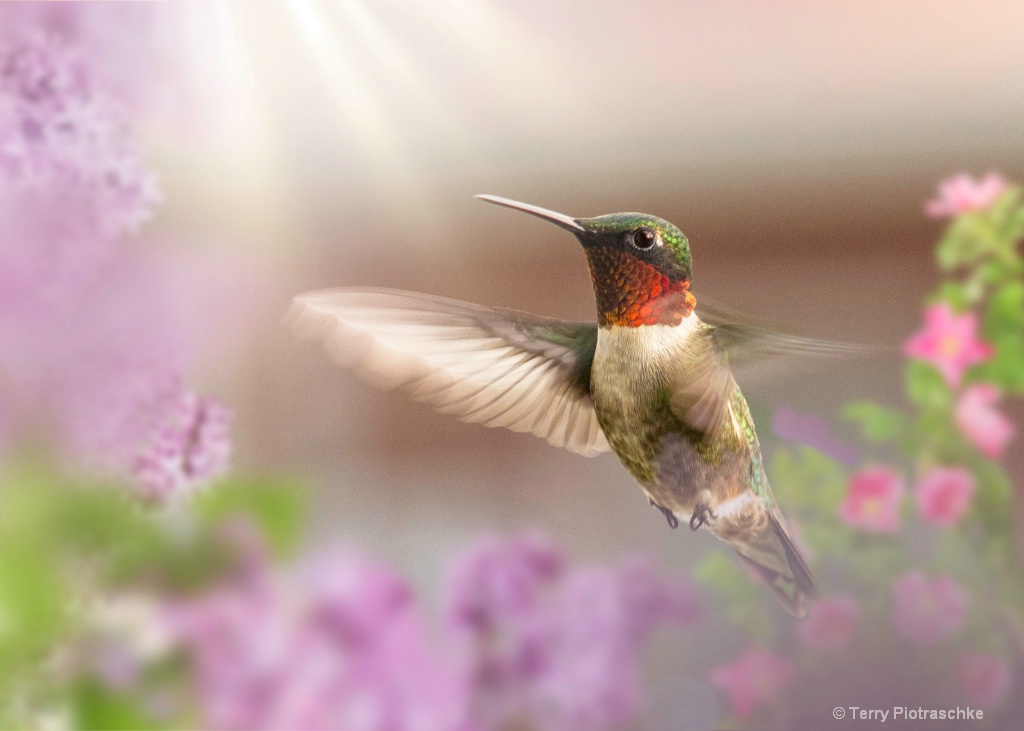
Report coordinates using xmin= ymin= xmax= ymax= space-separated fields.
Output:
xmin=585 ymin=246 xmax=697 ymax=327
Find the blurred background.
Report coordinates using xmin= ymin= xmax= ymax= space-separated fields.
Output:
xmin=1 ymin=2 xmax=1022 ymax=730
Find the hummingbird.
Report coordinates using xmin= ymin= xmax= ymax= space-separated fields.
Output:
xmin=289 ymin=195 xmax=837 ymax=616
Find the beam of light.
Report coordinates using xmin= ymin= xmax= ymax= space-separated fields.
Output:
xmin=282 ymin=0 xmax=413 ymax=184
xmin=333 ymin=0 xmax=458 ymax=137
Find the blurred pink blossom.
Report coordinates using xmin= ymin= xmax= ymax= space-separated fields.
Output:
xmin=168 ymin=539 xmax=474 ymax=731
xmin=892 ymin=571 xmax=969 ymax=645
xmin=0 ymin=34 xmax=160 ymax=235
xmin=839 ymin=467 xmax=904 ymax=533
xmin=959 ymin=652 xmax=1011 ymax=705
xmin=904 ymin=303 xmax=992 ymax=388
xmin=798 ymin=594 xmax=859 ymax=652
xmin=3 ymin=246 xmax=253 ymax=499
xmin=915 ymin=467 xmax=975 ymax=527
xmin=132 ymin=387 xmax=231 ymax=503
xmin=445 ymin=533 xmax=700 ymax=731
xmin=709 ymin=646 xmax=794 ymax=721
xmin=0 ymin=2 xmax=234 ymax=127
xmin=925 ymin=173 xmax=1007 ymax=218
xmin=955 ymin=385 xmax=1015 ymax=459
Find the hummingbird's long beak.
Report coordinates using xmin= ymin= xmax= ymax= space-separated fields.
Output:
xmin=475 ymin=194 xmax=585 ymax=233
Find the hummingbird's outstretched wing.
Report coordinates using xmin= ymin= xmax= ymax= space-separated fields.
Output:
xmin=698 ymin=301 xmax=884 ymax=369
xmin=672 ymin=303 xmax=884 ymax=434
xmin=287 ymin=288 xmax=610 ymax=456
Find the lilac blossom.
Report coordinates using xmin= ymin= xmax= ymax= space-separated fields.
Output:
xmin=5 ymin=247 xmax=242 ymax=501
xmin=167 ymin=530 xmax=475 ymax=731
xmin=0 ymin=34 xmax=159 ymax=237
xmin=131 ymin=386 xmax=232 ymax=503
xmin=445 ymin=533 xmax=701 ymax=731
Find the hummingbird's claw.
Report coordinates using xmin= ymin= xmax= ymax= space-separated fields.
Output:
xmin=650 ymin=499 xmax=679 ymax=529
xmin=689 ymin=505 xmax=717 ymax=531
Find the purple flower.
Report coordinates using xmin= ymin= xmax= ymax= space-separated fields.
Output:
xmin=772 ymin=407 xmax=859 ymax=466
xmin=892 ymin=571 xmax=969 ymax=645
xmin=132 ymin=387 xmax=231 ymax=502
xmin=445 ymin=534 xmax=700 ymax=731
xmin=444 ymin=531 xmax=565 ymax=634
xmin=0 ymin=34 xmax=160 ymax=236
xmin=168 ymin=537 xmax=474 ymax=731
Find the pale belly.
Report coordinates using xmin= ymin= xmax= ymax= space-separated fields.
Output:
xmin=590 ymin=321 xmax=749 ymax=517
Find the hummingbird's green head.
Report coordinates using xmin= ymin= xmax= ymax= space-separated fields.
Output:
xmin=476 ymin=195 xmax=696 ymax=328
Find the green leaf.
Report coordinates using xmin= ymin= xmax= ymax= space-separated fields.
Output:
xmin=972 ymin=333 xmax=1024 ymax=393
xmin=971 ymin=460 xmax=1013 ymax=537
xmin=194 ymin=476 xmax=307 ymax=558
xmin=72 ymin=677 xmax=165 ymax=731
xmin=842 ymin=401 xmax=908 ymax=442
xmin=935 ymin=281 xmax=970 ymax=310
xmin=983 ymin=281 xmax=1024 ymax=340
xmin=905 ymin=360 xmax=952 ymax=410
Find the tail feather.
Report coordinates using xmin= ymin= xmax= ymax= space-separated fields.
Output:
xmin=770 ymin=511 xmax=820 ymax=600
xmin=711 ymin=504 xmax=819 ymax=618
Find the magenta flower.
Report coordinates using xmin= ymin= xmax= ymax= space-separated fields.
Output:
xmin=839 ymin=467 xmax=904 ymax=533
xmin=925 ymin=173 xmax=1007 ymax=218
xmin=915 ymin=467 xmax=975 ymax=527
xmin=709 ymin=646 xmax=794 ymax=720
xmin=892 ymin=571 xmax=969 ymax=645
xmin=798 ymin=595 xmax=860 ymax=652
xmin=959 ymin=652 xmax=1011 ymax=705
xmin=904 ymin=303 xmax=993 ymax=388
xmin=955 ymin=385 xmax=1015 ymax=459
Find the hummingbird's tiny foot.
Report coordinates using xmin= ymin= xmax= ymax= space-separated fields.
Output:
xmin=650 ymin=501 xmax=679 ymax=529
xmin=689 ymin=504 xmax=716 ymax=531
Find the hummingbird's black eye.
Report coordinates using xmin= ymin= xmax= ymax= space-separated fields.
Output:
xmin=631 ymin=228 xmax=657 ymax=250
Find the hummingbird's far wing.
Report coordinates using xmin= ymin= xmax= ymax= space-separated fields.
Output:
xmin=286 ymin=288 xmax=610 ymax=457
xmin=698 ymin=301 xmax=884 ymax=370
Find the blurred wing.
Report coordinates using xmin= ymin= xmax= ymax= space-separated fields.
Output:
xmin=698 ymin=300 xmax=883 ymax=370
xmin=672 ymin=303 xmax=883 ymax=436
xmin=287 ymin=288 xmax=610 ymax=456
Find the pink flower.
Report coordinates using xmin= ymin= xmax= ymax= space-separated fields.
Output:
xmin=709 ymin=646 xmax=794 ymax=720
xmin=839 ymin=467 xmax=904 ymax=533
xmin=959 ymin=652 xmax=1011 ymax=705
xmin=926 ymin=173 xmax=1007 ymax=218
xmin=955 ymin=385 xmax=1015 ymax=459
xmin=798 ymin=595 xmax=860 ymax=652
xmin=915 ymin=467 xmax=975 ymax=527
xmin=892 ymin=571 xmax=969 ymax=645
xmin=904 ymin=303 xmax=993 ymax=388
